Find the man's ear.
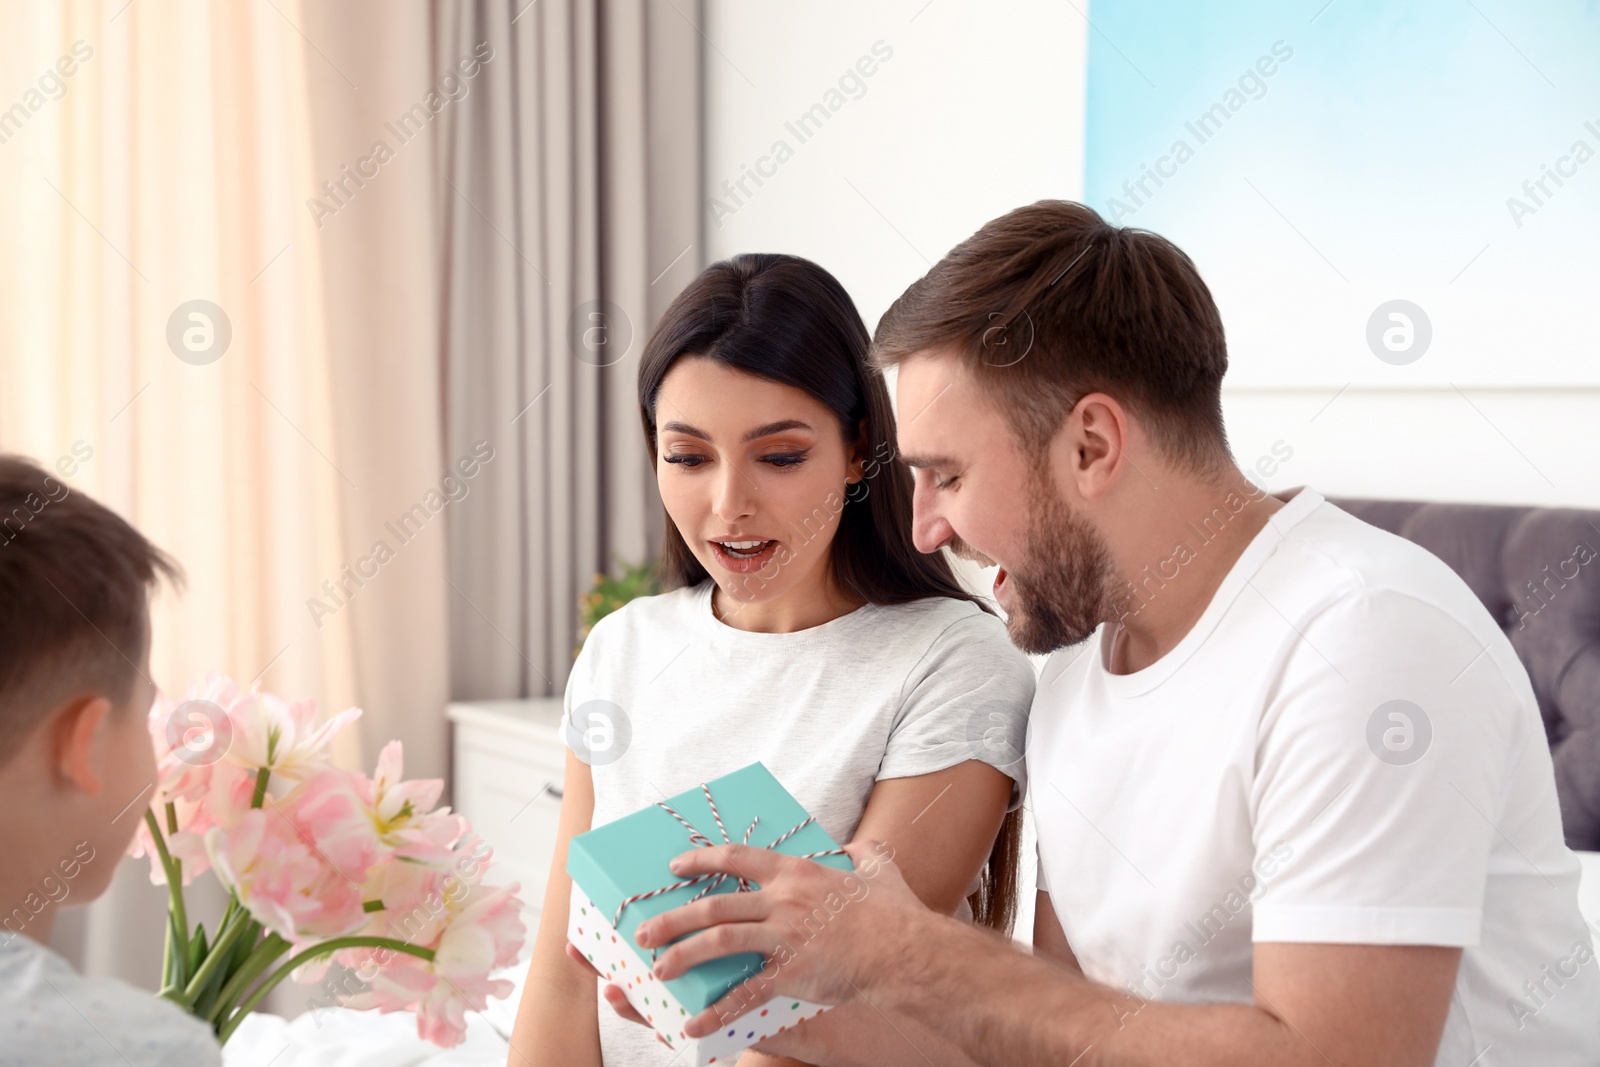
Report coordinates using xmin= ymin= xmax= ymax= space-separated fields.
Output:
xmin=1061 ymin=392 xmax=1130 ymax=500
xmin=53 ymin=695 xmax=113 ymax=795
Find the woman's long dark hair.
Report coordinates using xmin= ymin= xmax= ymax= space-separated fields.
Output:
xmin=637 ymin=252 xmax=1023 ymax=936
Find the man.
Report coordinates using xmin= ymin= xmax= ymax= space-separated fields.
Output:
xmin=602 ymin=201 xmax=1600 ymax=1065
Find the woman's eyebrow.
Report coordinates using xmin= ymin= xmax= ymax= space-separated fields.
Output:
xmin=660 ymin=419 xmax=814 ymax=443
xmin=741 ymin=419 xmax=812 ymax=442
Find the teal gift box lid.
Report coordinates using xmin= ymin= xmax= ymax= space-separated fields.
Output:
xmin=567 ymin=761 xmax=854 ymax=1013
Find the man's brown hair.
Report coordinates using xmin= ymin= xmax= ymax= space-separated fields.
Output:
xmin=0 ymin=454 xmax=181 ymax=762
xmin=872 ymin=199 xmax=1231 ymax=470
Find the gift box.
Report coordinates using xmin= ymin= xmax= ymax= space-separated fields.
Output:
xmin=567 ymin=762 xmax=854 ymax=1064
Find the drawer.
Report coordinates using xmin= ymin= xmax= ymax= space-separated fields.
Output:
xmin=454 ymin=741 xmax=567 ymax=917
xmin=448 ymin=698 xmax=573 ymax=939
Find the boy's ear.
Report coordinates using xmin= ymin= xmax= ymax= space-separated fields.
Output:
xmin=53 ymin=695 xmax=113 ymax=794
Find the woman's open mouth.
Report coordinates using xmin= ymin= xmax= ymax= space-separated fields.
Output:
xmin=710 ymin=538 xmax=780 ymax=573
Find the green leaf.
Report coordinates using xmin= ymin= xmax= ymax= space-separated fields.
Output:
xmin=576 ymin=557 xmax=661 ymax=652
xmin=230 ymin=917 xmax=263 ymax=972
xmin=187 ymin=922 xmax=208 ymax=977
xmin=208 ymin=931 xmax=289 ymax=1031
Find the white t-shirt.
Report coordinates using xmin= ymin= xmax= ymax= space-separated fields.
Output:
xmin=565 ymin=579 xmax=1036 ymax=1067
xmin=0 ymin=930 xmax=222 ymax=1065
xmin=1029 ymin=487 xmax=1600 ymax=1066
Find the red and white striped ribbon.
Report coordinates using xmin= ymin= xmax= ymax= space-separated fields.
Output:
xmin=609 ymin=781 xmax=847 ymax=949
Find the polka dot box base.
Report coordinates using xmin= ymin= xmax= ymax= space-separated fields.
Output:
xmin=569 ymin=882 xmax=831 ymax=1063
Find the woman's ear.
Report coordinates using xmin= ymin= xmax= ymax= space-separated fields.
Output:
xmin=52 ymin=695 xmax=112 ymax=795
xmin=847 ymin=418 xmax=869 ymax=485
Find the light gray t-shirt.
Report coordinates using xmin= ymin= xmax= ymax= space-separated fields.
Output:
xmin=0 ymin=930 xmax=222 ymax=1065
xmin=564 ymin=580 xmax=1035 ymax=1067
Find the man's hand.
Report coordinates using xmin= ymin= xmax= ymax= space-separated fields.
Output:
xmin=629 ymin=838 xmax=930 ymax=1039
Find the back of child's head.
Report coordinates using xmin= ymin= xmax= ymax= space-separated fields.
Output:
xmin=0 ymin=454 xmax=182 ymax=764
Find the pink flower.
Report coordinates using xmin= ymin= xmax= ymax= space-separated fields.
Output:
xmin=225 ymin=690 xmax=362 ymax=784
xmin=129 ymin=674 xmax=365 ymax=884
xmin=290 ymin=769 xmax=381 ymax=878
xmin=336 ymin=874 xmax=526 ymax=1047
xmin=357 ymin=741 xmax=469 ymax=861
xmin=401 ymin=882 xmax=525 ymax=1046
xmin=199 ymin=758 xmax=263 ymax=834
xmin=345 ymin=835 xmax=492 ymax=956
xmin=129 ymin=673 xmax=245 ymax=884
xmin=131 ymin=755 xmax=260 ymax=885
xmin=126 ymin=674 xmax=526 ymax=1049
xmin=205 ymin=806 xmax=371 ymax=944
xmin=204 ymin=770 xmax=382 ymax=945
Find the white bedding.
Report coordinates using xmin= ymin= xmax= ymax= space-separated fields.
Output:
xmin=222 ymin=960 xmax=528 ymax=1067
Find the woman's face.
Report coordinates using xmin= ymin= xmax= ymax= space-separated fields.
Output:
xmin=653 ymin=355 xmax=864 ymax=608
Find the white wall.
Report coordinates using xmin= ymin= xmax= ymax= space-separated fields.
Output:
xmin=703 ymin=0 xmax=1086 ymax=333
xmin=702 ymin=2 xmax=1599 ymax=513
xmin=1225 ymin=387 xmax=1600 ymax=508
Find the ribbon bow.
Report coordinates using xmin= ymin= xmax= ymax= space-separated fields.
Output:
xmin=611 ymin=781 xmax=846 ymax=957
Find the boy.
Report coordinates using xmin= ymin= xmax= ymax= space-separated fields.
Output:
xmin=0 ymin=453 xmax=221 ymax=1065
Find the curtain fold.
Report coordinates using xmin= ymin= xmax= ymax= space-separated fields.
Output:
xmin=293 ymin=0 xmax=449 ymax=786
xmin=0 ymin=0 xmax=370 ymax=1001
xmin=440 ymin=0 xmax=701 ymax=701
xmin=0 ymin=0 xmax=700 ymax=1020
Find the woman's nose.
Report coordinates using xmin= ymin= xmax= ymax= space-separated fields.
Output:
xmin=712 ymin=464 xmax=755 ymax=522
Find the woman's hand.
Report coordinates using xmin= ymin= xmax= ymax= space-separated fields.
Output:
xmin=563 ymin=941 xmax=648 ymax=1027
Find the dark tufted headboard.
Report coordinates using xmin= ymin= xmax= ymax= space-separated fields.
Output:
xmin=1331 ymin=498 xmax=1600 ymax=852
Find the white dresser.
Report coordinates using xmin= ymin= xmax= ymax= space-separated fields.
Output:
xmin=445 ymin=698 xmax=567 ymax=935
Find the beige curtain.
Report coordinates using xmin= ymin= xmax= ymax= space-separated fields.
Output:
xmin=0 ymin=0 xmax=448 ymax=1010
xmin=0 ymin=1 xmax=362 ymax=725
xmin=437 ymin=0 xmax=701 ymax=699
xmin=0 ymin=0 xmax=699 ymax=1017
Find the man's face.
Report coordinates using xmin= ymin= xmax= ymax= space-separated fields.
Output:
xmin=895 ymin=352 xmax=1121 ymax=654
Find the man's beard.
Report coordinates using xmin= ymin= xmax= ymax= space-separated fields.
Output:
xmin=993 ymin=478 xmax=1124 ymax=656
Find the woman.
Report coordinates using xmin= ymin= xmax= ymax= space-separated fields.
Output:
xmin=509 ymin=254 xmax=1035 ymax=1066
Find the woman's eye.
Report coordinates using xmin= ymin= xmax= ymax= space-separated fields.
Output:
xmin=935 ymin=474 xmax=959 ymax=490
xmin=762 ymin=453 xmax=807 ymax=469
xmin=663 ymin=454 xmax=705 ymax=468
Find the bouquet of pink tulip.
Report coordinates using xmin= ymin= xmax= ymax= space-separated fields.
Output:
xmin=128 ymin=672 xmax=526 ymax=1047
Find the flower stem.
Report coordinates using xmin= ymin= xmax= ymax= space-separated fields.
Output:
xmin=250 ymin=766 xmax=271 ymax=808
xmin=143 ymin=808 xmax=189 ymax=989
xmin=207 ymin=929 xmax=288 ymax=1028
xmin=216 ymin=936 xmax=436 ymax=1046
